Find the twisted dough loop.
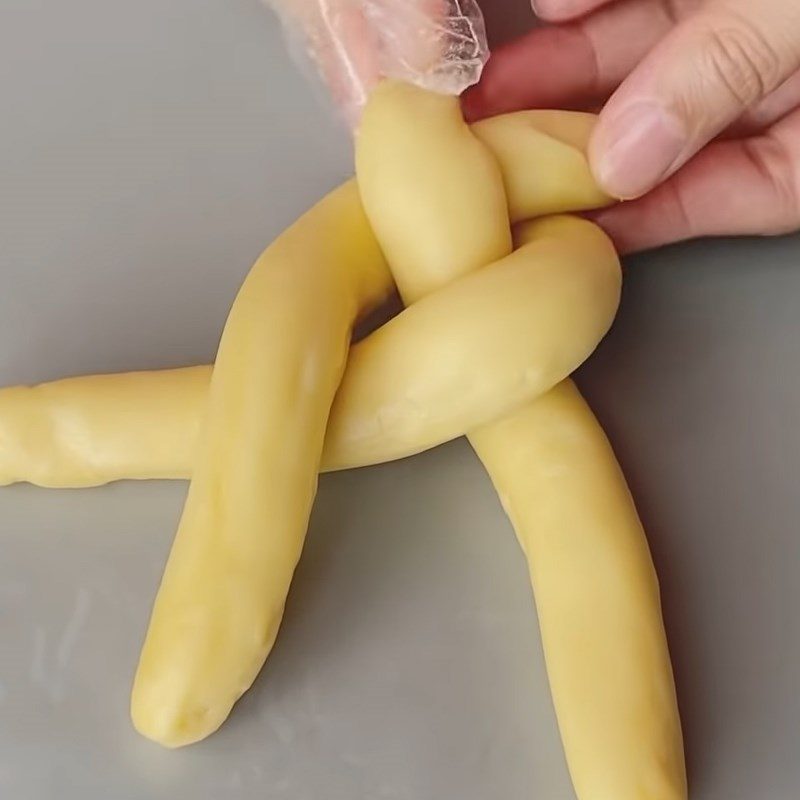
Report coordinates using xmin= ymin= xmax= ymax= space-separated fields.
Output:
xmin=0 ymin=82 xmax=686 ymax=800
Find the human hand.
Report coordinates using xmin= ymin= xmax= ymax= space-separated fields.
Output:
xmin=267 ymin=0 xmax=487 ymax=126
xmin=464 ymin=0 xmax=800 ymax=252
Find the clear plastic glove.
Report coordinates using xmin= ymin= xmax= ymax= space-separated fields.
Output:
xmin=265 ymin=0 xmax=489 ymax=126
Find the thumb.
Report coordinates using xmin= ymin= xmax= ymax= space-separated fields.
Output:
xmin=591 ymin=0 xmax=800 ymax=199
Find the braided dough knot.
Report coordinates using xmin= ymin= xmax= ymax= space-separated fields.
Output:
xmin=0 ymin=81 xmax=686 ymax=800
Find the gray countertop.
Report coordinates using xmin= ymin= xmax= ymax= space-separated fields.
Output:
xmin=1 ymin=1 xmax=798 ymax=798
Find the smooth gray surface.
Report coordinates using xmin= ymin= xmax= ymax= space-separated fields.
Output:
xmin=0 ymin=2 xmax=798 ymax=799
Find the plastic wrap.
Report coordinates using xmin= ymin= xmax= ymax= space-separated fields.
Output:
xmin=265 ymin=0 xmax=488 ymax=126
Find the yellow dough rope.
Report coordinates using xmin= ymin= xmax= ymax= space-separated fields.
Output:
xmin=358 ymin=81 xmax=686 ymax=800
xmin=0 ymin=83 xmax=686 ymax=800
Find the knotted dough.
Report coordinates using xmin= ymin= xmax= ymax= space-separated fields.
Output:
xmin=0 ymin=81 xmax=686 ymax=800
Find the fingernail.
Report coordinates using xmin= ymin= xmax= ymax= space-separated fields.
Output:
xmin=531 ymin=0 xmax=578 ymax=19
xmin=594 ymin=103 xmax=686 ymax=199
xmin=530 ymin=0 xmax=557 ymax=17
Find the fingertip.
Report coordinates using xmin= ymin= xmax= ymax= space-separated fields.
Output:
xmin=460 ymin=83 xmax=484 ymax=124
xmin=461 ymin=25 xmax=601 ymax=121
xmin=585 ymin=205 xmax=641 ymax=254
xmin=530 ymin=0 xmax=561 ymax=20
xmin=460 ymin=55 xmax=513 ymax=123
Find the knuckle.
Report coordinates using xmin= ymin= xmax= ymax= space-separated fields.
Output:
xmin=699 ymin=17 xmax=783 ymax=109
